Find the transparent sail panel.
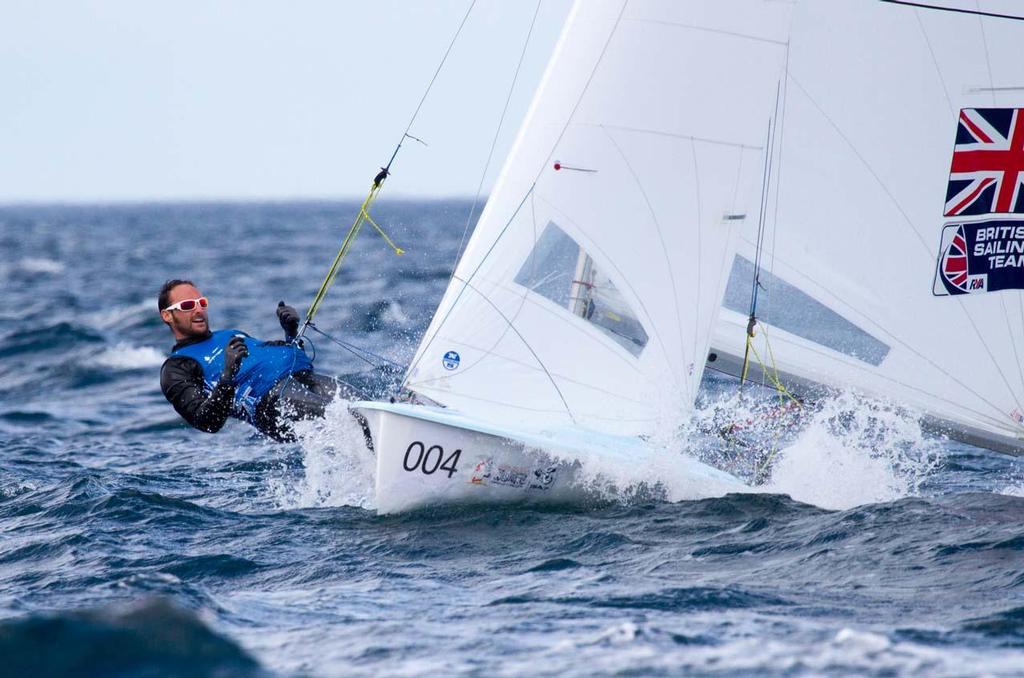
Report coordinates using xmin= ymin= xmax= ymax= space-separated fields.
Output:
xmin=513 ymin=221 xmax=579 ymax=307
xmin=515 ymin=222 xmax=649 ymax=356
xmin=722 ymin=255 xmax=890 ymax=366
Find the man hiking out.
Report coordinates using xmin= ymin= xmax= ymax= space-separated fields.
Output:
xmin=158 ymin=278 xmax=351 ymax=441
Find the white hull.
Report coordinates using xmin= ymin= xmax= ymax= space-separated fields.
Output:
xmin=352 ymin=401 xmax=749 ymax=515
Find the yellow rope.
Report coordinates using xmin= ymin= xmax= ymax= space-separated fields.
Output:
xmin=735 ymin=319 xmax=803 ymax=481
xmin=739 ymin=319 xmax=801 ymax=407
xmin=304 ymin=182 xmax=404 ymax=326
xmin=361 ymin=207 xmax=405 ymax=256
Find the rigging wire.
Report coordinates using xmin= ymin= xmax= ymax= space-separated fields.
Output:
xmin=402 ymin=2 xmax=629 ymax=402
xmin=306 ymin=323 xmax=404 ymax=370
xmin=739 ymin=107 xmax=777 ymax=391
xmin=878 ymin=0 xmax=1024 ymax=22
xmin=729 ymin=81 xmax=802 ymax=479
xmin=450 ymin=0 xmax=543 ymax=279
xmin=297 ymin=0 xmax=478 ymax=342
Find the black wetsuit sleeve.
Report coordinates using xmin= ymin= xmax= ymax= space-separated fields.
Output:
xmin=160 ymin=356 xmax=236 ymax=433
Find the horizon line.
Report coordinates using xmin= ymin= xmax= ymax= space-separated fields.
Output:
xmin=0 ymin=193 xmax=486 ymax=209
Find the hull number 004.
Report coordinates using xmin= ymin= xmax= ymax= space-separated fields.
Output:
xmin=403 ymin=442 xmax=462 ymax=478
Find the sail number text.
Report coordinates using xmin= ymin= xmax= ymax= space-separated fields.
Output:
xmin=403 ymin=441 xmax=462 ymax=478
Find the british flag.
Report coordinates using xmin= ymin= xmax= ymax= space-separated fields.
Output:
xmin=944 ymin=108 xmax=1024 ymax=217
xmin=939 ymin=224 xmax=970 ymax=292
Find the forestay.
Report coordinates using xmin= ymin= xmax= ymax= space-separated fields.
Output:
xmin=404 ymin=0 xmax=793 ymax=436
xmin=713 ymin=0 xmax=1024 ymax=453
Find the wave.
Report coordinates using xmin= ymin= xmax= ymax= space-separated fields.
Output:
xmin=543 ymin=622 xmax=1024 ymax=676
xmin=94 ymin=344 xmax=165 ymax=370
xmin=0 ymin=322 xmax=104 ymax=359
xmin=0 ymin=598 xmax=262 ymax=676
xmin=13 ymin=257 xmax=65 ymax=274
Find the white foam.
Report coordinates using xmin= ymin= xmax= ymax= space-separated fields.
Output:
xmin=997 ymin=482 xmax=1024 ymax=498
xmin=17 ymin=257 xmax=65 ymax=274
xmin=684 ymin=628 xmax=1021 ymax=675
xmin=271 ymin=397 xmax=377 ymax=510
xmin=95 ymin=344 xmax=166 ymax=370
xmin=764 ymin=391 xmax=942 ymax=510
xmin=686 ymin=388 xmax=943 ymax=510
xmin=540 ymin=620 xmax=1024 ymax=676
xmin=89 ymin=300 xmax=154 ymax=328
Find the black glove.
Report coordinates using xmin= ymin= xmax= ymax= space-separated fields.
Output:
xmin=277 ymin=301 xmax=300 ymax=339
xmin=221 ymin=335 xmax=248 ymax=382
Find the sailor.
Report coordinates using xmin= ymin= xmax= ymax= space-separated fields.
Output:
xmin=158 ymin=279 xmax=351 ymax=442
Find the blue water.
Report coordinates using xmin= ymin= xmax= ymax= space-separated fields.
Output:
xmin=2 ymin=201 xmax=1024 ymax=676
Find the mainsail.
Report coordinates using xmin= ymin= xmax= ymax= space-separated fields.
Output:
xmin=403 ymin=0 xmax=794 ymax=436
xmin=711 ymin=0 xmax=1024 ymax=454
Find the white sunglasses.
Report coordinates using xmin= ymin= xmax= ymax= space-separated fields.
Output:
xmin=163 ymin=297 xmax=208 ymax=312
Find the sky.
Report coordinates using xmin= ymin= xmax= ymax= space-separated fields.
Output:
xmin=0 ymin=1 xmax=572 ymax=203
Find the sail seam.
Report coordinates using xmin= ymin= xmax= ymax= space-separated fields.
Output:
xmin=623 ymin=18 xmax=788 ymax=46
xmin=602 ymin=128 xmax=689 ymax=389
xmin=973 ymin=3 xmax=997 ymax=107
xmin=913 ymin=10 xmax=955 ymax=116
xmin=577 ymin=123 xmax=763 ymax=151
xmin=451 ymin=275 xmax=577 ymax=423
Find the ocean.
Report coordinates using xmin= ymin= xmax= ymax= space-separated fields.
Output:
xmin=1 ymin=200 xmax=1023 ymax=676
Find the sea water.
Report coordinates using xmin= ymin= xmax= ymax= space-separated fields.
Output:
xmin=1 ymin=201 xmax=1023 ymax=676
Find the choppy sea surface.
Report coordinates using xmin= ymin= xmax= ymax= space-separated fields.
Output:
xmin=2 ymin=201 xmax=1024 ymax=677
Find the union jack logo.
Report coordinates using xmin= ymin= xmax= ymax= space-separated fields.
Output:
xmin=944 ymin=108 xmax=1024 ymax=217
xmin=939 ymin=224 xmax=971 ymax=291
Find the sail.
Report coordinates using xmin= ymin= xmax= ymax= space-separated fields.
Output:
xmin=404 ymin=0 xmax=794 ymax=435
xmin=710 ymin=0 xmax=1024 ymax=453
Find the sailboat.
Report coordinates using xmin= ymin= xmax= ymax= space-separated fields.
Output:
xmin=351 ymin=0 xmax=1024 ymax=513
xmin=351 ymin=0 xmax=793 ymax=513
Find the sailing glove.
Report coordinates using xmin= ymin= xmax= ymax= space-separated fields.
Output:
xmin=222 ymin=335 xmax=248 ymax=381
xmin=277 ymin=301 xmax=300 ymax=339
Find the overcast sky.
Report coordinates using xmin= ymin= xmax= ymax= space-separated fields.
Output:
xmin=0 ymin=1 xmax=572 ymax=203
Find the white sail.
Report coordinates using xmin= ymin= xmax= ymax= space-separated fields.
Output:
xmin=710 ymin=0 xmax=1024 ymax=453
xmin=403 ymin=0 xmax=794 ymax=436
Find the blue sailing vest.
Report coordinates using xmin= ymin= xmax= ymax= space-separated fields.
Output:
xmin=172 ymin=329 xmax=313 ymax=422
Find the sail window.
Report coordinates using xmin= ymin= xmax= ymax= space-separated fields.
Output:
xmin=723 ymin=255 xmax=890 ymax=366
xmin=515 ymin=221 xmax=649 ymax=356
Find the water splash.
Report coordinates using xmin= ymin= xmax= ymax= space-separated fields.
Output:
xmin=766 ymin=391 xmax=943 ymax=509
xmin=689 ymin=387 xmax=943 ymax=510
xmin=271 ymin=397 xmax=377 ymax=511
